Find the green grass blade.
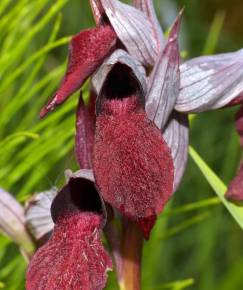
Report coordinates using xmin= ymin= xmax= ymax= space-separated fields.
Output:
xmin=189 ymin=145 xmax=243 ymax=230
xmin=162 ymin=197 xmax=220 ymax=217
xmin=1 ymin=36 xmax=70 ymax=92
xmin=203 ymin=10 xmax=225 ymax=55
xmin=154 ymin=278 xmax=194 ymax=290
xmin=159 ymin=212 xmax=211 ymax=240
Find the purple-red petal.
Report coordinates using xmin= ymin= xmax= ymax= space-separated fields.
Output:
xmin=146 ymin=12 xmax=181 ymax=130
xmin=225 ymin=164 xmax=243 ymax=202
xmin=75 ymin=92 xmax=96 ymax=169
xmin=40 ymin=25 xmax=117 ymax=118
xmin=225 ymin=106 xmax=243 ymax=201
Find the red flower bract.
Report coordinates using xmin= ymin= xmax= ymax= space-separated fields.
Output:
xmin=93 ymin=64 xmax=174 ymax=233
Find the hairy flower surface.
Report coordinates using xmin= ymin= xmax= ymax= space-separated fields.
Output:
xmin=39 ymin=0 xmax=243 ymax=231
xmin=93 ymin=61 xmax=173 ymax=233
xmin=26 ymin=171 xmax=112 ymax=290
xmin=29 ymin=0 xmax=243 ymax=288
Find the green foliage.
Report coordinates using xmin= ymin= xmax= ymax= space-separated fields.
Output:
xmin=189 ymin=146 xmax=243 ymax=230
xmin=0 ymin=1 xmax=75 ymax=288
xmin=0 ymin=0 xmax=243 ymax=290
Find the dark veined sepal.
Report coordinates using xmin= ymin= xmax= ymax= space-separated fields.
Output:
xmin=176 ymin=49 xmax=243 ymax=113
xmin=163 ymin=111 xmax=189 ymax=192
xmin=100 ymin=0 xmax=157 ymax=66
xmin=133 ymin=0 xmax=165 ymax=50
xmin=146 ymin=10 xmax=181 ymax=130
xmin=25 ymin=188 xmax=57 ymax=245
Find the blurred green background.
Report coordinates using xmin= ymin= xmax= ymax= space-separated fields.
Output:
xmin=0 ymin=0 xmax=243 ymax=289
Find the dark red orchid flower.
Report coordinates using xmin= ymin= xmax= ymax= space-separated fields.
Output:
xmin=38 ymin=0 xmax=178 ymax=238
xmin=92 ymin=58 xmax=174 ymax=236
xmin=25 ymin=0 xmax=243 ymax=288
xmin=26 ymin=170 xmax=112 ymax=290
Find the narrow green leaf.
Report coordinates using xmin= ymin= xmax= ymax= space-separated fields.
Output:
xmin=189 ymin=146 xmax=243 ymax=230
xmin=1 ymin=36 xmax=70 ymax=92
xmin=162 ymin=197 xmax=220 ymax=217
xmin=159 ymin=212 xmax=211 ymax=240
xmin=203 ymin=10 xmax=225 ymax=55
xmin=0 ymin=0 xmax=11 ymax=17
xmin=0 ymin=0 xmax=68 ymax=71
xmin=0 ymin=132 xmax=39 ymax=145
xmin=154 ymin=278 xmax=194 ymax=290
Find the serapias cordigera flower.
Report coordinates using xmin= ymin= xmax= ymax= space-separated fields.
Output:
xmin=26 ymin=170 xmax=112 ymax=290
xmin=24 ymin=0 xmax=243 ymax=289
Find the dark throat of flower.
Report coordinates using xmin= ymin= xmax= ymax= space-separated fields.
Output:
xmin=51 ymin=177 xmax=104 ymax=224
xmin=96 ymin=63 xmax=145 ymax=115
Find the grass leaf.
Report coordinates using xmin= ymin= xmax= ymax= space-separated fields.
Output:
xmin=189 ymin=146 xmax=243 ymax=230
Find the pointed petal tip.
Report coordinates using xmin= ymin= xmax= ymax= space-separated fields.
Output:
xmin=168 ymin=8 xmax=183 ymax=40
xmin=39 ymin=107 xmax=48 ymax=119
xmin=146 ymin=17 xmax=180 ymax=129
xmin=39 ymin=25 xmax=117 ymax=118
xmin=163 ymin=112 xmax=189 ymax=192
xmin=89 ymin=0 xmax=105 ymax=25
xmin=137 ymin=215 xmax=157 ymax=240
xmin=39 ymin=96 xmax=58 ymax=118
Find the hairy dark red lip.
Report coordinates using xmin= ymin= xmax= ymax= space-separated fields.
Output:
xmin=93 ymin=63 xmax=174 ymax=237
xmin=26 ymin=174 xmax=112 ymax=290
